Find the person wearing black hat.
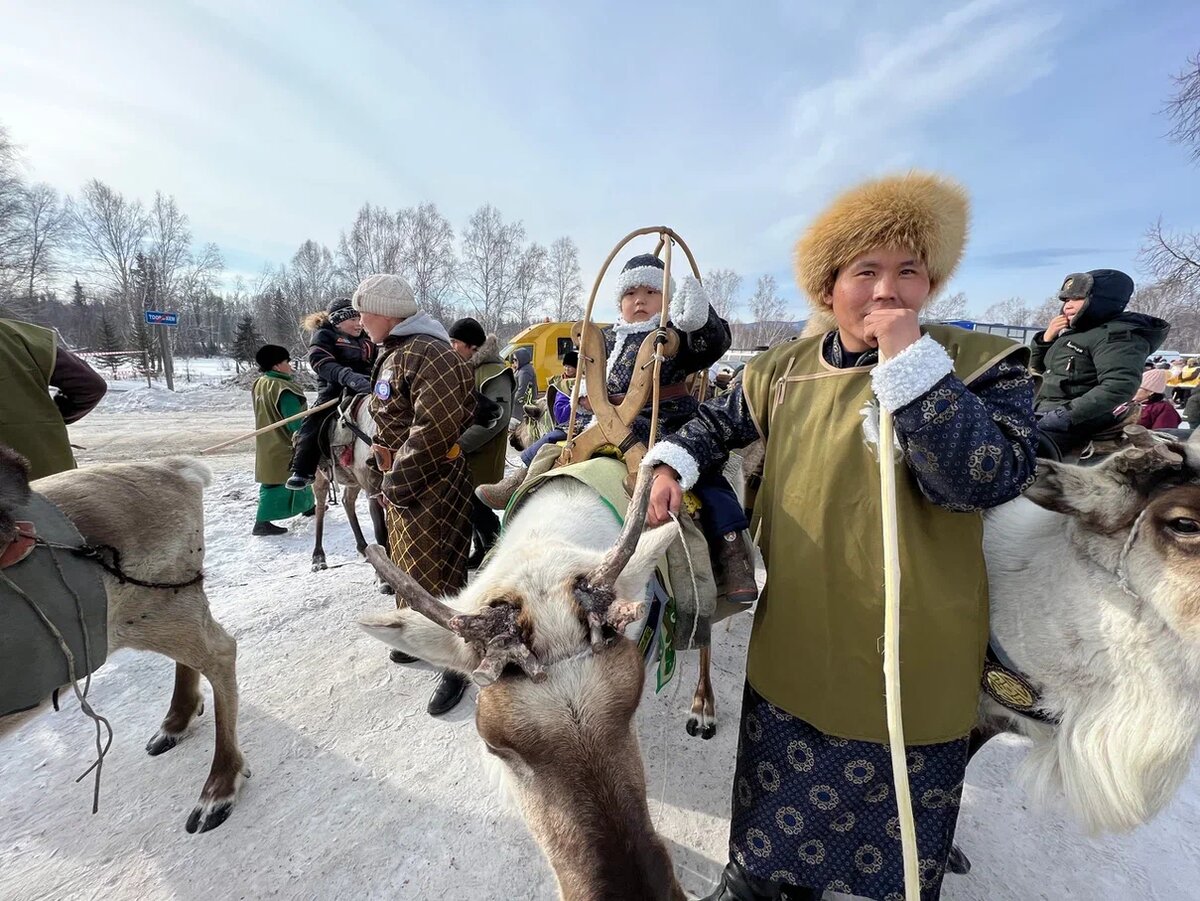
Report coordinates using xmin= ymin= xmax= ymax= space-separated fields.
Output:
xmin=448 ymin=316 xmax=515 ymax=574
xmin=1032 ymin=269 xmax=1169 ymax=456
xmin=252 ymin=345 xmax=314 ymax=534
xmin=286 ymin=297 xmax=377 ymax=490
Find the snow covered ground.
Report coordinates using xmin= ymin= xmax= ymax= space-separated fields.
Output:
xmin=1 ymin=374 xmax=1198 ymax=900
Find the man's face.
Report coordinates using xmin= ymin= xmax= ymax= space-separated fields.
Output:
xmin=1062 ymin=298 xmax=1086 ymax=322
xmin=449 ymin=338 xmax=475 ymax=361
xmin=826 ymin=248 xmax=931 ymax=348
xmin=359 ymin=311 xmax=394 ymax=342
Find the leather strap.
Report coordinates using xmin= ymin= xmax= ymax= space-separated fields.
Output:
xmin=579 ymin=381 xmax=690 ymax=413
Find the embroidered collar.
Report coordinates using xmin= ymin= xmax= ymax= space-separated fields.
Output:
xmin=823 ymin=331 xmax=879 ymax=369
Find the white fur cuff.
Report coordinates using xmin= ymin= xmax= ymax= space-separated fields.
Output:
xmin=642 ymin=441 xmax=701 ymax=490
xmin=672 ymin=275 xmax=710 ymax=332
xmin=871 ymin=334 xmax=953 ymax=412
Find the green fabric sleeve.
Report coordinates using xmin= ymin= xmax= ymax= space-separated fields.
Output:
xmin=278 ymin=391 xmax=306 ymax=432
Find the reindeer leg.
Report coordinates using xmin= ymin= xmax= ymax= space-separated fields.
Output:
xmin=123 ymin=585 xmax=248 ymax=834
xmin=312 ymin=469 xmax=330 ymax=571
xmin=145 ymin=663 xmax=205 ymax=756
xmin=947 ymin=722 xmax=1007 ymax=876
xmin=685 ymin=645 xmax=717 ymax=739
xmin=343 ymin=483 xmax=368 ymax=556
xmin=365 ymin=494 xmax=395 ymax=595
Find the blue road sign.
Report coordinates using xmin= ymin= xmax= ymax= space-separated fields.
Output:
xmin=145 ymin=310 xmax=179 ymax=326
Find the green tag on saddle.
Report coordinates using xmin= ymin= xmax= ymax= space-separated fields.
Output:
xmin=656 ymin=597 xmax=677 ymax=692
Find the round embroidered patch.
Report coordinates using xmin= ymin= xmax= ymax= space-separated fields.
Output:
xmin=374 ymin=379 xmax=391 ymax=400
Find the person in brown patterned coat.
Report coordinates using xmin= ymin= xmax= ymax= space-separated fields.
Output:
xmin=352 ymin=273 xmax=477 ymax=717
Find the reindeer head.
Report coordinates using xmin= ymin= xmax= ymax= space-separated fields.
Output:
xmin=1025 ymin=428 xmax=1200 ymax=641
xmin=357 ymin=468 xmax=682 ymax=897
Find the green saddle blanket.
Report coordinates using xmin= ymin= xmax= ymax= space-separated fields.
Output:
xmin=0 ymin=493 xmax=108 ymax=717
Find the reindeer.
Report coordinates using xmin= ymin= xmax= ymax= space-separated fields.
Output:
xmin=359 ymin=467 xmax=686 ymax=901
xmin=0 ymin=449 xmax=247 ymax=833
xmin=310 ymin=395 xmax=389 ymax=582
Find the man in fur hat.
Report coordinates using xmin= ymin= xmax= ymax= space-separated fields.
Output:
xmin=354 ymin=274 xmax=477 ymax=717
xmin=287 ymin=296 xmax=377 ymax=490
xmin=644 ymin=172 xmax=1039 ymax=901
xmin=447 ymin=316 xmax=515 ymax=569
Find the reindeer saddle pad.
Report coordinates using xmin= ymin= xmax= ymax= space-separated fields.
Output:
xmin=1 ymin=493 xmax=107 ymax=717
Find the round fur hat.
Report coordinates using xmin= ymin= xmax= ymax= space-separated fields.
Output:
xmin=795 ymin=171 xmax=969 ymax=332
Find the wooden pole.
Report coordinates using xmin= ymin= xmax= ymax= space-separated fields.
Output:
xmin=878 ymin=405 xmax=920 ymax=901
xmin=200 ymin=397 xmax=338 ymax=455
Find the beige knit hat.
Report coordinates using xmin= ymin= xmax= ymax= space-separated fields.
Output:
xmin=796 ymin=171 xmax=969 ymax=335
xmin=351 ymin=273 xmax=418 ymax=319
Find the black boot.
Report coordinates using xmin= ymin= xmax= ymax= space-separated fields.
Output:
xmin=701 ymin=861 xmax=785 ymax=901
xmin=252 ymin=521 xmax=287 ymax=536
xmin=427 ymin=670 xmax=468 ymax=716
xmin=389 ymin=649 xmax=419 ymax=665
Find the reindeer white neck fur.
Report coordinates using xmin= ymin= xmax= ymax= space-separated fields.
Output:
xmin=983 ymin=436 xmax=1200 ymax=833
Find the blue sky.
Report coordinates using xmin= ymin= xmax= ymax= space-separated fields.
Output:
xmin=1 ymin=0 xmax=1197 ymax=319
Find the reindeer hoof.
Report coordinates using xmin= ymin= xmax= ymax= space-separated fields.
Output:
xmin=378 ymin=582 xmax=395 ymax=596
xmin=356 ymin=543 xmax=368 ymax=556
xmin=145 ymin=731 xmax=179 ymax=756
xmin=686 ymin=716 xmax=717 ymax=740
xmin=946 ymin=844 xmax=971 ymax=875
xmin=186 ymin=800 xmax=233 ymax=834
xmin=312 ymin=557 xmax=327 ymax=572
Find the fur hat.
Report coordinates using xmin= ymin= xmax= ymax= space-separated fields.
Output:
xmin=448 ymin=317 xmax=487 ymax=348
xmin=614 ymin=253 xmax=676 ymax=304
xmin=327 ymin=296 xmax=359 ymax=327
xmin=1140 ymin=368 xmax=1168 ymax=395
xmin=796 ymin=171 xmax=969 ymax=333
xmin=352 ymin=273 xmax=417 ymax=320
xmin=255 ymin=344 xmax=290 ymax=372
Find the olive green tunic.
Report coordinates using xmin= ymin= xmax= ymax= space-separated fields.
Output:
xmin=0 ymin=319 xmax=75 ymax=480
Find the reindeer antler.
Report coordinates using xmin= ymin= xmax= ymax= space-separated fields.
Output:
xmin=574 ymin=464 xmax=654 ymax=646
xmin=365 ymin=545 xmax=547 ymax=686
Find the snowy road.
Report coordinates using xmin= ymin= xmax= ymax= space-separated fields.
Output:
xmin=1 ymin=380 xmax=1197 ymax=900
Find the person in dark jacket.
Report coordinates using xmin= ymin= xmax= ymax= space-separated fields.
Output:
xmin=287 ymin=297 xmax=377 ymax=489
xmin=1185 ymin=390 xmax=1200 ymax=430
xmin=1031 ymin=269 xmax=1169 ymax=456
xmin=0 ymin=318 xmax=107 ymax=480
xmin=511 ymin=345 xmax=538 ymax=406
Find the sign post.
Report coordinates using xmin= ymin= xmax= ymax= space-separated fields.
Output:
xmin=145 ymin=311 xmax=178 ymax=391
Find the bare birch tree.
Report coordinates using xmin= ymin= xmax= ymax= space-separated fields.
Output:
xmin=748 ymin=274 xmax=791 ymax=346
xmin=0 ymin=126 xmax=26 ymax=296
xmin=289 ymin=239 xmax=338 ymax=313
xmin=458 ymin=203 xmax=524 ymax=333
xmin=511 ymin=241 xmax=548 ymax=328
xmin=1165 ymin=50 xmax=1200 ymax=163
xmin=1140 ymin=217 xmax=1200 ymax=294
xmin=920 ymin=290 xmax=967 ymax=322
xmin=16 ymin=183 xmax=68 ymax=306
xmin=547 ymin=236 xmax=582 ymax=321
xmin=69 ymin=179 xmax=149 ymax=306
xmin=703 ymin=268 xmax=742 ymax=322
xmin=399 ymin=202 xmax=457 ymax=323
xmin=337 ymin=202 xmax=402 ymax=285
xmin=982 ymin=296 xmax=1033 ymax=326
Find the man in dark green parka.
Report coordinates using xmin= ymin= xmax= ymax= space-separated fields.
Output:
xmin=1032 ymin=269 xmax=1169 ymax=455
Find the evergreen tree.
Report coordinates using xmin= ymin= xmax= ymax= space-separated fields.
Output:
xmin=71 ymin=280 xmax=86 ymax=308
xmin=96 ymin=313 xmax=123 ymax=375
xmin=232 ymin=314 xmax=262 ymax=373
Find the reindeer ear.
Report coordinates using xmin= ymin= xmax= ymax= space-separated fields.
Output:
xmin=613 ymin=523 xmax=678 ymax=600
xmin=1023 ymin=458 xmax=1106 ymax=517
xmin=356 ymin=608 xmax=482 ymax=676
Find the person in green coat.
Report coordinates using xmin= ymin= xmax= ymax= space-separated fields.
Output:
xmin=1031 ymin=269 xmax=1169 ymax=457
xmin=251 ymin=344 xmax=314 ymax=535
xmin=643 ymin=172 xmax=1039 ymax=901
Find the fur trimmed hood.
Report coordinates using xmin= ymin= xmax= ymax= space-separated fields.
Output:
xmin=796 ymin=171 xmax=969 ymax=336
xmin=469 ymin=335 xmax=503 ymax=369
xmin=301 ymin=310 xmax=329 ymax=332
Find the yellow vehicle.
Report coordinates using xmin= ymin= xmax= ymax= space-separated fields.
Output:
xmin=501 ymin=319 xmax=609 ymax=394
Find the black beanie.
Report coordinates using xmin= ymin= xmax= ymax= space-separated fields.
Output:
xmin=327 ymin=296 xmax=359 ymax=326
xmin=562 ymin=350 xmax=579 ymax=368
xmin=256 ymin=344 xmax=290 ymax=372
xmin=449 ymin=317 xmax=487 ymax=348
